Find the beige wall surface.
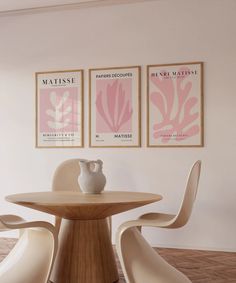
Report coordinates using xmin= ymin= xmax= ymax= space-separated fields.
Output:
xmin=0 ymin=0 xmax=99 ymax=12
xmin=0 ymin=0 xmax=235 ymax=251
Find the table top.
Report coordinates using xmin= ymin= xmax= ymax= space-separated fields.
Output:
xmin=6 ymin=191 xmax=162 ymax=220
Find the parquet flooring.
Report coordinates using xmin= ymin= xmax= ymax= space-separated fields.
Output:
xmin=1 ymin=238 xmax=236 ymax=282
xmin=158 ymin=248 xmax=236 ymax=283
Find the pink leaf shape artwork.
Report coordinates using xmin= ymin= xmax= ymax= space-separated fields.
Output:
xmin=96 ymin=91 xmax=113 ymax=130
xmin=118 ymin=101 xmax=133 ymax=128
xmin=39 ymin=87 xmax=79 ymax=133
xmin=150 ymin=67 xmax=199 ymax=143
xmin=151 ymin=74 xmax=174 ymax=118
xmin=107 ymin=80 xmax=118 ymax=126
xmin=150 ymin=92 xmax=166 ymax=119
xmin=96 ymin=79 xmax=133 ymax=133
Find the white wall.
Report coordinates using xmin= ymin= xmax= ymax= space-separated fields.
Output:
xmin=0 ymin=0 xmax=236 ymax=251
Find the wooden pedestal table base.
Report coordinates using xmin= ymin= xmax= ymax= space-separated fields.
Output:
xmin=50 ymin=218 xmax=118 ymax=283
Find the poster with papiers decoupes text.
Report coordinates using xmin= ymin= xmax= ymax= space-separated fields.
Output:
xmin=89 ymin=66 xmax=141 ymax=147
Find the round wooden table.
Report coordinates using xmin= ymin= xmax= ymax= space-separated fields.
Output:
xmin=6 ymin=191 xmax=162 ymax=283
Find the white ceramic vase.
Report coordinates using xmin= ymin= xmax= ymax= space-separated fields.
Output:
xmin=78 ymin=159 xmax=106 ymax=194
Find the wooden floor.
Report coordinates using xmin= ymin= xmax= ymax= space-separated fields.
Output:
xmin=158 ymin=248 xmax=236 ymax=283
xmin=1 ymin=238 xmax=236 ymax=282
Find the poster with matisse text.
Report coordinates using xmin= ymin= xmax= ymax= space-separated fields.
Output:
xmin=36 ymin=70 xmax=83 ymax=148
xmin=89 ymin=66 xmax=141 ymax=147
xmin=147 ymin=62 xmax=203 ymax=147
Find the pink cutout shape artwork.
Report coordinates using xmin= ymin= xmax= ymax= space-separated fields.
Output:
xmin=150 ymin=66 xmax=200 ymax=144
xmin=39 ymin=87 xmax=79 ymax=132
xmin=96 ymin=79 xmax=133 ymax=133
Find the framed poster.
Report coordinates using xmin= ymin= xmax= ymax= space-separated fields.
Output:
xmin=147 ymin=62 xmax=203 ymax=147
xmin=89 ymin=66 xmax=141 ymax=147
xmin=36 ymin=69 xmax=83 ymax=148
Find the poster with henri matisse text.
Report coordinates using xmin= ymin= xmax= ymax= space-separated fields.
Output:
xmin=147 ymin=62 xmax=203 ymax=147
xmin=89 ymin=66 xmax=141 ymax=147
xmin=36 ymin=70 xmax=83 ymax=148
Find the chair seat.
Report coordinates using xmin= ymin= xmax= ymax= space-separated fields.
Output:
xmin=0 ymin=215 xmax=25 ymax=231
xmin=139 ymin=212 xmax=176 ymax=226
xmin=0 ymin=214 xmax=57 ymax=283
xmin=119 ymin=227 xmax=191 ymax=283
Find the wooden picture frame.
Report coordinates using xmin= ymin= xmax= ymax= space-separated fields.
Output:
xmin=89 ymin=66 xmax=141 ymax=147
xmin=36 ymin=69 xmax=84 ymax=148
xmin=147 ymin=62 xmax=204 ymax=147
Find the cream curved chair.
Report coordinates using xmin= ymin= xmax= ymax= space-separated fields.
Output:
xmin=116 ymin=160 xmax=201 ymax=283
xmin=0 ymin=214 xmax=57 ymax=283
xmin=52 ymin=158 xmax=112 ymax=236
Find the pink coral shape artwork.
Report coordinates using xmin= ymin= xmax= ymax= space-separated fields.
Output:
xmin=95 ymin=79 xmax=133 ymax=133
xmin=148 ymin=63 xmax=203 ymax=146
xmin=39 ymin=87 xmax=79 ymax=133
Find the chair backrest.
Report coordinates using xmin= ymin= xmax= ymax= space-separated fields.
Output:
xmin=52 ymin=158 xmax=84 ymax=192
xmin=52 ymin=158 xmax=112 ymax=236
xmin=171 ymin=160 xmax=201 ymax=228
xmin=52 ymin=159 xmax=83 ymax=232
